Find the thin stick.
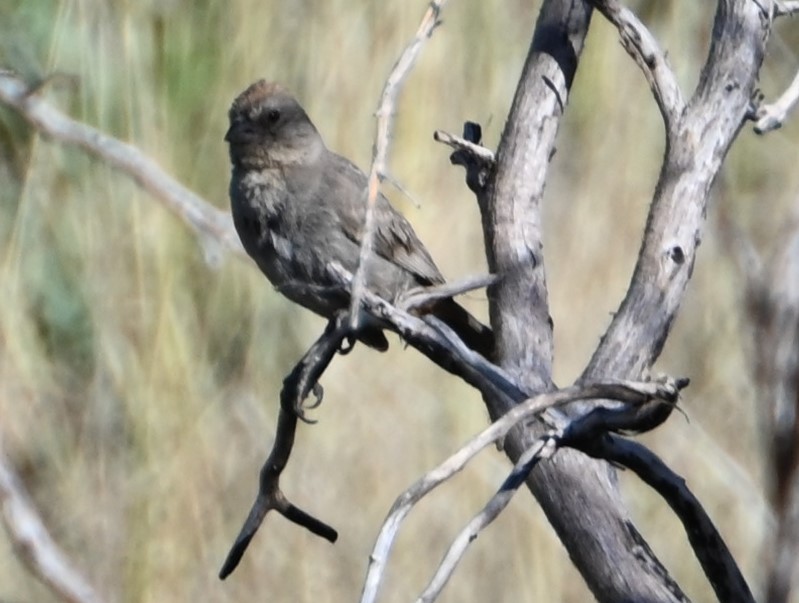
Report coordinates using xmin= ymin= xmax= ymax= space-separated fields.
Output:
xmin=0 ymin=444 xmax=106 ymax=603
xmin=0 ymin=71 xmax=244 ymax=264
xmin=348 ymin=0 xmax=449 ymax=331
xmin=359 ymin=379 xmax=682 ymax=603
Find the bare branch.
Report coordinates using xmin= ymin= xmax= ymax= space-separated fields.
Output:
xmin=416 ymin=438 xmax=555 ymax=603
xmin=348 ymin=0 xmax=448 ymax=332
xmin=218 ymin=317 xmax=348 ymax=579
xmin=589 ymin=0 xmax=686 ymax=133
xmin=0 ymin=70 xmax=244 ymax=266
xmin=774 ymin=1 xmax=799 ymax=16
xmin=754 ymin=66 xmax=799 ymax=133
xmin=584 ymin=0 xmax=768 ymax=380
xmin=330 ymin=261 xmax=526 ymax=403
xmin=432 ymin=129 xmax=496 ymax=164
xmin=398 ymin=273 xmax=497 ymax=313
xmin=0 ymin=444 xmax=106 ymax=603
xmin=360 ymin=378 xmax=684 ymax=603
xmin=579 ymin=437 xmax=756 ymax=603
xmin=459 ymin=2 xmax=696 ymax=600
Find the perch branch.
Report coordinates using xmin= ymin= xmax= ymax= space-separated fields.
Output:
xmin=331 ymin=262 xmax=525 ymax=404
xmin=588 ymin=0 xmax=686 ymax=133
xmin=218 ymin=316 xmax=349 ymax=580
xmin=348 ymin=0 xmax=448 ymax=332
xmin=225 ymin=262 xmax=520 ymax=579
xmin=0 ymin=444 xmax=106 ymax=603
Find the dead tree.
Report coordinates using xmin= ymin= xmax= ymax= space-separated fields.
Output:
xmin=2 ymin=0 xmax=799 ymax=602
xmin=218 ymin=0 xmax=789 ymax=601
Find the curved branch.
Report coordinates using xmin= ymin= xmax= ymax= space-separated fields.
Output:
xmin=0 ymin=445 xmax=106 ymax=603
xmin=577 ymin=437 xmax=756 ymax=603
xmin=360 ymin=378 xmax=684 ymax=603
xmin=588 ymin=0 xmax=686 ymax=134
xmin=0 ymin=70 xmax=244 ymax=265
xmin=218 ymin=317 xmax=347 ymax=579
xmin=584 ymin=0 xmax=769 ymax=380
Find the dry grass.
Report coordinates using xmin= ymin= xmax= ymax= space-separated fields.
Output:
xmin=1 ymin=1 xmax=798 ymax=601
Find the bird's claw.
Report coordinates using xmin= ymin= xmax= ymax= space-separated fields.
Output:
xmin=292 ymin=382 xmax=324 ymax=423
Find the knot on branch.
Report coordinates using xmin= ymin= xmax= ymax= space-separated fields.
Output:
xmin=434 ymin=122 xmax=495 ymax=193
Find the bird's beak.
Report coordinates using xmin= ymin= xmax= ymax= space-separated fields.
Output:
xmin=224 ymin=122 xmax=256 ymax=144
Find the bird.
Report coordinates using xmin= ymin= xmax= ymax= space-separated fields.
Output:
xmin=225 ymin=80 xmax=493 ymax=359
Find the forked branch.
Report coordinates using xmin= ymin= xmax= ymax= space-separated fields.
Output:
xmin=218 ymin=316 xmax=348 ymax=579
xmin=361 ymin=378 xmax=686 ymax=603
xmin=588 ymin=0 xmax=686 ymax=133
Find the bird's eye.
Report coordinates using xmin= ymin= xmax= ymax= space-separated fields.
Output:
xmin=265 ymin=109 xmax=281 ymax=124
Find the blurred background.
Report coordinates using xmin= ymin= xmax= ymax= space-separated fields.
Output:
xmin=1 ymin=1 xmax=798 ymax=601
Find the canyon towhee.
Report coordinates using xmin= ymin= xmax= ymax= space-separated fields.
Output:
xmin=225 ymin=80 xmax=493 ymax=358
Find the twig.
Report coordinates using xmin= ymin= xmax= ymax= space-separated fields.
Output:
xmin=0 ymin=70 xmax=244 ymax=266
xmin=359 ymin=378 xmax=684 ymax=603
xmin=433 ymin=128 xmax=496 ymax=193
xmin=416 ymin=438 xmax=555 ymax=603
xmin=348 ymin=0 xmax=448 ymax=332
xmin=0 ymin=443 xmax=106 ymax=603
xmin=432 ymin=129 xmax=496 ymax=164
xmin=218 ymin=316 xmax=348 ymax=579
xmin=774 ymin=1 xmax=799 ymax=16
xmin=398 ymin=273 xmax=497 ymax=313
xmin=588 ymin=0 xmax=686 ymax=133
xmin=754 ymin=66 xmax=799 ymax=133
xmin=382 ymin=171 xmax=424 ymax=209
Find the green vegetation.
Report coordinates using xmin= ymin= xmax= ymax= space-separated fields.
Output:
xmin=1 ymin=1 xmax=798 ymax=601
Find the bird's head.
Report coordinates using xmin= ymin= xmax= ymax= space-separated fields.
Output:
xmin=225 ymin=80 xmax=324 ymax=170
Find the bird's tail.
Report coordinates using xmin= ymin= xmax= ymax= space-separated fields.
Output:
xmin=432 ymin=299 xmax=494 ymax=361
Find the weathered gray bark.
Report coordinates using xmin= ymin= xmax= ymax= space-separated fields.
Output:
xmin=471 ymin=0 xmax=770 ymax=601
xmin=0 ymin=1 xmax=779 ymax=600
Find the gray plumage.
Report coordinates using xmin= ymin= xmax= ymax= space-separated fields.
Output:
xmin=226 ymin=80 xmax=493 ymax=357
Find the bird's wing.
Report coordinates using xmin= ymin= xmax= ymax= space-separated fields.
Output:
xmin=324 ymin=152 xmax=445 ymax=286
